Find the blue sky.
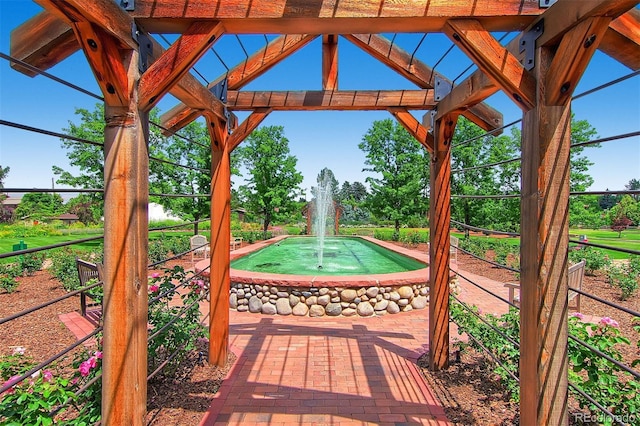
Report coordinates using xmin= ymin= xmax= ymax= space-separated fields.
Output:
xmin=1 ymin=1 xmax=638 ymax=201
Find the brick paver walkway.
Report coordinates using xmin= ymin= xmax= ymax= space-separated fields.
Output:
xmin=200 ymin=309 xmax=450 ymax=426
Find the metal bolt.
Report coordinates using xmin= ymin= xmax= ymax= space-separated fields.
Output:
xmin=87 ymin=39 xmax=98 ymax=50
xmin=452 ymin=33 xmax=461 ymax=42
xmin=513 ymin=93 xmax=523 ymax=103
xmin=560 ymin=82 xmax=571 ymax=94
xmin=106 ymin=83 xmax=115 ymax=94
xmin=583 ymin=34 xmax=596 ymax=48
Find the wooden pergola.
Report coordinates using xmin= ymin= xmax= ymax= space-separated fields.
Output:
xmin=10 ymin=1 xmax=639 ymax=424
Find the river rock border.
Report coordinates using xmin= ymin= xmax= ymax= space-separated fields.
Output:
xmin=229 ymin=282 xmax=430 ymax=317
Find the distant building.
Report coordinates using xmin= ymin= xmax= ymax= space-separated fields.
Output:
xmin=51 ymin=213 xmax=80 ymax=225
xmin=0 ymin=197 xmax=20 ymax=216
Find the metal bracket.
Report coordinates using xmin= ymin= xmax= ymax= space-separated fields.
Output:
xmin=120 ymin=0 xmax=134 ymax=11
xmin=539 ymin=0 xmax=558 ymax=8
xmin=210 ymin=79 xmax=232 ymax=133
xmin=210 ymin=78 xmax=228 ymax=103
xmin=132 ymin=24 xmax=152 ymax=72
xmin=434 ymin=76 xmax=452 ymax=102
xmin=519 ymin=19 xmax=544 ymax=71
xmin=427 ymin=110 xmax=437 ymax=134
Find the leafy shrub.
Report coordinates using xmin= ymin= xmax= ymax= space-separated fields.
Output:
xmin=373 ymin=229 xmax=395 ymax=241
xmin=148 ymin=237 xmax=170 ymax=264
xmin=0 ymin=263 xmax=21 ymax=293
xmin=568 ymin=314 xmax=640 ymax=420
xmin=50 ymin=248 xmax=84 ymax=292
xmin=0 ymin=353 xmax=76 ymax=425
xmin=147 ymin=266 xmax=207 ymax=377
xmin=607 ymin=261 xmax=639 ymax=301
xmin=167 ymin=235 xmax=190 ymax=258
xmin=492 ymin=241 xmax=511 ymax=266
xmin=19 ymin=252 xmax=46 ymax=276
xmin=569 ymin=247 xmax=610 ymax=276
xmin=451 ymin=302 xmax=640 ymax=418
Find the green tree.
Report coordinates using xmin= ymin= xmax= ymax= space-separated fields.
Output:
xmin=311 ymin=167 xmax=339 ymax=200
xmin=451 ymin=118 xmax=520 ymax=231
xmin=235 ymin=125 xmax=303 ymax=233
xmin=52 ymin=104 xmax=106 ymax=220
xmin=609 ymin=195 xmax=640 ymax=228
xmin=14 ymin=193 xmax=64 ymax=220
xmin=358 ymin=119 xmax=429 ymax=237
xmin=148 ymin=120 xmax=225 ymax=235
xmin=598 ymin=189 xmax=621 ymax=210
xmin=0 ymin=165 xmax=11 ymax=223
xmin=625 ymin=178 xmax=640 ymax=201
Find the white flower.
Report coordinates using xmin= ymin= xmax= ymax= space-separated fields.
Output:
xmin=11 ymin=346 xmax=25 ymax=356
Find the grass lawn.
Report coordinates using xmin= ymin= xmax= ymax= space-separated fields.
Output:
xmin=0 ymin=230 xmax=202 ymax=256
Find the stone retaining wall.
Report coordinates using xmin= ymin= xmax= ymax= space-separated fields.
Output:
xmin=229 ymin=282 xmax=430 ymax=317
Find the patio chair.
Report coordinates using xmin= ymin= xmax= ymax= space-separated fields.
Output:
xmin=76 ymin=258 xmax=103 ymax=318
xmin=504 ymin=260 xmax=586 ymax=311
xmin=230 ymin=235 xmax=243 ymax=250
xmin=190 ymin=234 xmax=210 ymax=263
xmin=450 ymin=236 xmax=459 ymax=263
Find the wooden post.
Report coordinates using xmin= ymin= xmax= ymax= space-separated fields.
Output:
xmin=208 ymin=117 xmax=231 ymax=367
xmin=520 ymin=45 xmax=571 ymax=426
xmin=102 ymin=100 xmax=149 ymax=422
xmin=429 ymin=113 xmax=457 ymax=371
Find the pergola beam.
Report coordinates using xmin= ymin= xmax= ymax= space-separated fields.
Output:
xmin=130 ymin=0 xmax=545 ymax=34
xmin=9 ymin=10 xmax=77 ymax=77
xmin=601 ymin=8 xmax=640 ymax=70
xmin=388 ymin=108 xmax=433 ymax=152
xmin=228 ymin=108 xmax=272 ymax=151
xmin=227 ymin=90 xmax=436 ymax=111
xmin=436 ymin=0 xmax=639 ymax=119
xmin=322 ymin=34 xmax=339 ymax=90
xmin=444 ymin=19 xmax=536 ymax=110
xmin=160 ymin=34 xmax=317 ymax=134
xmin=344 ymin=33 xmax=503 ymax=132
xmin=16 ymin=5 xmax=229 ymax=123
xmin=139 ymin=21 xmax=225 ymax=111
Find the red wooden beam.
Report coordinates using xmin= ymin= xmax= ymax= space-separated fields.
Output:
xmin=139 ymin=21 xmax=224 ymax=111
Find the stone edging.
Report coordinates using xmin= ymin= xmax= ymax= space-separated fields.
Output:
xmin=230 ymin=282 xmax=430 ymax=317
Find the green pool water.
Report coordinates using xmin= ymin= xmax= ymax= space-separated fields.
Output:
xmin=230 ymin=236 xmax=425 ymax=275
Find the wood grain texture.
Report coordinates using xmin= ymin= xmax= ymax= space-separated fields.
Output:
xmin=546 ymin=17 xmax=611 ymax=105
xmin=227 ymin=90 xmax=435 ymax=110
xmin=601 ymin=9 xmax=640 ymax=70
xmin=388 ymin=107 xmax=433 ymax=152
xmin=207 ymin=117 xmax=231 ymax=367
xmin=130 ymin=0 xmax=542 ymax=34
xmin=520 ymin=46 xmax=570 ymax=426
xmin=445 ymin=19 xmax=536 ymax=110
xmin=72 ymin=22 xmax=131 ymax=106
xmin=139 ymin=21 xmax=224 ymax=110
xmin=161 ymin=34 xmax=316 ymax=133
xmin=228 ymin=108 xmax=272 ymax=151
xmin=102 ymin=99 xmax=149 ymax=426
xmin=345 ymin=33 xmax=503 ymax=131
xmin=437 ymin=1 xmax=638 ymax=118
xmin=322 ymin=34 xmax=339 ymax=90
xmin=9 ymin=11 xmax=78 ymax=76
xmin=429 ymin=114 xmax=457 ymax=371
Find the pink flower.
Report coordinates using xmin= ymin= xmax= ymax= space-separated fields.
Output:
xmin=79 ymin=360 xmax=92 ymax=377
xmin=149 ymin=284 xmax=159 ymax=293
xmin=2 ymin=375 xmax=21 ymax=395
xmin=87 ymin=356 xmax=97 ymax=369
xmin=151 ymin=272 xmax=161 ymax=279
xmin=196 ymin=280 xmax=205 ymax=288
xmin=600 ymin=317 xmax=619 ymax=328
xmin=42 ymin=370 xmax=54 ymax=383
xmin=94 ymin=351 xmax=102 ymax=359
xmin=571 ymin=312 xmax=584 ymax=320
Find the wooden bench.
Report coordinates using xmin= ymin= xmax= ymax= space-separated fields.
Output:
xmin=76 ymin=258 xmax=103 ymax=318
xmin=504 ymin=260 xmax=586 ymax=311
